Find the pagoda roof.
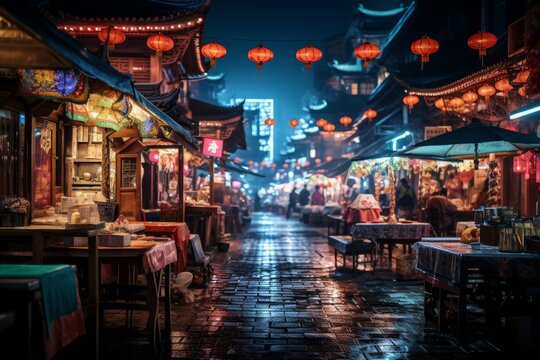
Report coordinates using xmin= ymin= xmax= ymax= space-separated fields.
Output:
xmin=329 ymin=60 xmax=364 ymax=75
xmin=43 ymin=0 xmax=210 ymax=21
xmin=308 ymin=94 xmax=367 ymax=122
xmin=188 ymin=97 xmax=244 ymax=120
xmin=355 ymin=1 xmax=406 ymax=17
xmin=178 ymin=32 xmax=207 ymax=79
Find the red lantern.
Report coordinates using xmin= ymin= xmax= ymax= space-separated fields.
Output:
xmin=296 ymin=45 xmax=322 ymax=70
xmin=462 ymin=91 xmax=478 ymax=103
xmin=201 ymin=42 xmax=227 ymax=67
xmin=515 ymin=70 xmax=530 ymax=83
xmin=316 ymin=118 xmax=328 ymax=128
xmin=519 ymin=86 xmax=527 ymax=97
xmin=364 ymin=109 xmax=377 ymax=123
xmin=449 ymin=97 xmax=465 ymax=109
xmin=283 ymin=163 xmax=289 ymax=169
xmin=467 ymin=31 xmax=497 ymax=65
xmin=323 ymin=123 xmax=335 ymax=132
xmin=435 ymin=98 xmax=449 ymax=111
xmin=326 ymin=156 xmax=333 ymax=162
xmin=478 ymin=84 xmax=496 ymax=102
xmin=149 ymin=150 xmax=160 ymax=163
xmin=410 ymin=36 xmax=439 ymax=70
xmin=264 ymin=118 xmax=275 ymax=126
xmin=513 ymin=154 xmax=528 ymax=173
xmin=271 ymin=163 xmax=277 ymax=169
xmin=354 ymin=41 xmax=381 ymax=67
xmin=402 ymin=95 xmax=420 ymax=111
xmin=260 ymin=161 xmax=266 ymax=168
xmin=248 ymin=45 xmax=274 ymax=70
xmin=305 ymin=161 xmax=311 ymax=167
xmin=97 ymin=26 xmax=126 ymax=50
xmin=339 ymin=116 xmax=352 ymax=126
xmin=289 ymin=119 xmax=299 ymax=128
xmin=147 ymin=34 xmax=174 ymax=55
xmin=295 ymin=162 xmax=301 ymax=168
xmin=495 ymin=78 xmax=513 ymax=96
xmin=248 ymin=160 xmax=255 ymax=167
xmin=315 ymin=158 xmax=321 ymax=165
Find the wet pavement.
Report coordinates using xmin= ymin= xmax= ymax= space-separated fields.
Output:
xmin=100 ymin=212 xmax=519 ymax=359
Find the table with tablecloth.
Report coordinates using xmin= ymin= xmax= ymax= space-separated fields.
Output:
xmin=414 ymin=241 xmax=540 ymax=335
xmin=132 ymin=221 xmax=190 ymax=274
xmin=351 ymin=222 xmax=434 ymax=265
xmin=0 ymin=264 xmax=85 ymax=360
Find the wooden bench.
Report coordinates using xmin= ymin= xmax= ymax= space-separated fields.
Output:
xmin=328 ymin=235 xmax=376 ymax=270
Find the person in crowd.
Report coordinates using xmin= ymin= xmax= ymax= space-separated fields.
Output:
xmin=426 ymin=188 xmax=458 ymax=232
xmin=196 ymin=174 xmax=208 ymax=190
xmin=298 ymin=184 xmax=310 ymax=206
xmin=445 ymin=167 xmax=462 ymax=199
xmin=471 ymin=179 xmax=489 ymax=209
xmin=311 ymin=185 xmax=325 ymax=206
xmin=254 ymin=193 xmax=261 ymax=212
xmin=396 ymin=178 xmax=417 ymax=219
xmin=286 ymin=187 xmax=298 ymax=218
xmin=350 ymin=186 xmax=360 ymax=204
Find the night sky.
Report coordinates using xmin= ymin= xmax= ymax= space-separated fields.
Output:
xmin=204 ymin=0 xmax=356 ymax=152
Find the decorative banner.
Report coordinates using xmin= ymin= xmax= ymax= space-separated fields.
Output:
xmin=202 ymin=138 xmax=224 ymax=158
xmin=18 ymin=69 xmax=89 ymax=103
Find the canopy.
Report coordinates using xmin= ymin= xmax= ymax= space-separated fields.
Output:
xmin=352 ymin=149 xmax=462 ymax=162
xmin=401 ymin=120 xmax=540 ymax=164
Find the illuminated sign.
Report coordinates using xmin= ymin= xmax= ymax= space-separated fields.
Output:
xmin=202 ymin=138 xmax=224 ymax=158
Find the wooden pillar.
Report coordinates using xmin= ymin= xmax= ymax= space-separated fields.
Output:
xmin=65 ymin=126 xmax=73 ymax=197
xmin=178 ymin=145 xmax=185 ymax=222
xmin=209 ymin=157 xmax=215 ymax=204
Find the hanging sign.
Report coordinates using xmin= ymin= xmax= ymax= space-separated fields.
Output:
xmin=202 ymin=138 xmax=224 ymax=158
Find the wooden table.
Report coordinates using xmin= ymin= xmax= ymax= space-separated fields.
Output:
xmin=46 ymin=239 xmax=177 ymax=355
xmin=351 ymin=222 xmax=434 ymax=266
xmin=0 ymin=225 xmax=99 ymax=359
xmin=414 ymin=241 xmax=540 ymax=337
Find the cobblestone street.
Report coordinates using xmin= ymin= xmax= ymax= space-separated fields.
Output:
xmin=100 ymin=213 xmax=512 ymax=359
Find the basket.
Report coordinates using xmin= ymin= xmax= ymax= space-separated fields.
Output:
xmin=395 ymin=254 xmax=418 ymax=280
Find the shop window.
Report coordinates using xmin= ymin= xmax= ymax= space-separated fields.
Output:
xmin=359 ymin=83 xmax=375 ymax=95
xmin=351 ymin=83 xmax=358 ymax=95
xmin=121 ymin=158 xmax=137 ymax=188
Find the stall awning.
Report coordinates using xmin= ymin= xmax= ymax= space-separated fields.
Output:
xmin=1 ymin=3 xmax=197 ymax=149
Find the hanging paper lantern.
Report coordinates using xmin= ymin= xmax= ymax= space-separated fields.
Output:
xmin=323 ymin=123 xmax=335 ymax=132
xmin=495 ymin=78 xmax=513 ymax=96
xmin=364 ymin=109 xmax=377 ymax=122
xmin=316 ymin=118 xmax=328 ymax=128
xmin=410 ymin=36 xmax=439 ymax=70
xmin=449 ymin=97 xmax=465 ymax=109
xmin=201 ymin=42 xmax=227 ymax=67
xmin=248 ymin=45 xmax=274 ymax=70
xmin=315 ymin=158 xmax=321 ymax=165
xmin=513 ymin=153 xmax=528 ymax=173
xmin=296 ymin=45 xmax=323 ymax=70
xmin=97 ymin=26 xmax=126 ymax=50
xmin=283 ymin=163 xmax=289 ymax=169
xmin=402 ymin=94 xmax=420 ymax=110
xmin=295 ymin=162 xmax=301 ymax=168
xmin=339 ymin=116 xmax=353 ymax=126
xmin=478 ymin=84 xmax=496 ymax=102
xmin=435 ymin=98 xmax=450 ymax=111
xmin=326 ymin=156 xmax=333 ymax=162
xmin=467 ymin=31 xmax=497 ymax=64
xmin=149 ymin=150 xmax=160 ymax=163
xmin=289 ymin=119 xmax=300 ymax=128
xmin=264 ymin=118 xmax=275 ymax=126
xmin=271 ymin=163 xmax=277 ymax=169
xmin=305 ymin=161 xmax=311 ymax=167
xmin=353 ymin=41 xmax=381 ymax=67
xmin=260 ymin=161 xmax=266 ymax=168
xmin=146 ymin=34 xmax=174 ymax=55
xmin=247 ymin=160 xmax=255 ymax=167
xmin=519 ymin=86 xmax=527 ymax=97
xmin=462 ymin=91 xmax=478 ymax=103
xmin=515 ymin=70 xmax=530 ymax=83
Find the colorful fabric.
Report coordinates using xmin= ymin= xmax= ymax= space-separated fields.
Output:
xmin=142 ymin=240 xmax=178 ymax=274
xmin=18 ymin=69 xmax=88 ymax=103
xmin=414 ymin=242 xmax=540 ymax=284
xmin=343 ymin=208 xmax=381 ymax=223
xmin=352 ymin=223 xmax=433 ymax=241
xmin=134 ymin=222 xmax=191 ymax=274
xmin=0 ymin=264 xmax=78 ymax=334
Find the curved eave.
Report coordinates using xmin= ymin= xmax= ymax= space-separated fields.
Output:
xmin=356 ymin=3 xmax=406 ymax=17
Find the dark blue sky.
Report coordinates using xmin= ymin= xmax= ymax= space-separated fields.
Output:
xmin=204 ymin=0 xmax=356 ymax=152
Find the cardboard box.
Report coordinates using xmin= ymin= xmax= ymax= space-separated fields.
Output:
xmin=98 ymin=232 xmax=131 ymax=247
xmin=64 ymin=236 xmax=88 ymax=247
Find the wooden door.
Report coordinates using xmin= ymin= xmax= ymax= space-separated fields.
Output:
xmin=116 ymin=153 xmax=141 ymax=220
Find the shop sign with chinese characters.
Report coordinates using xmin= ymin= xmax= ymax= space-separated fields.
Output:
xmin=202 ymin=138 xmax=224 ymax=158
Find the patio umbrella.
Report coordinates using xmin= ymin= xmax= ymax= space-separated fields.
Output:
xmin=352 ymin=149 xmax=461 ymax=162
xmin=400 ymin=119 xmax=540 ymax=169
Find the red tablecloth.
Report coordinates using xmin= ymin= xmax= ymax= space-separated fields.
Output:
xmin=140 ymin=240 xmax=178 ymax=274
xmin=343 ymin=207 xmax=381 ymax=223
xmin=137 ymin=222 xmax=190 ymax=274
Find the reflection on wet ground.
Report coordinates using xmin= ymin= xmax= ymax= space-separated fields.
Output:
xmin=103 ymin=212 xmax=512 ymax=359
